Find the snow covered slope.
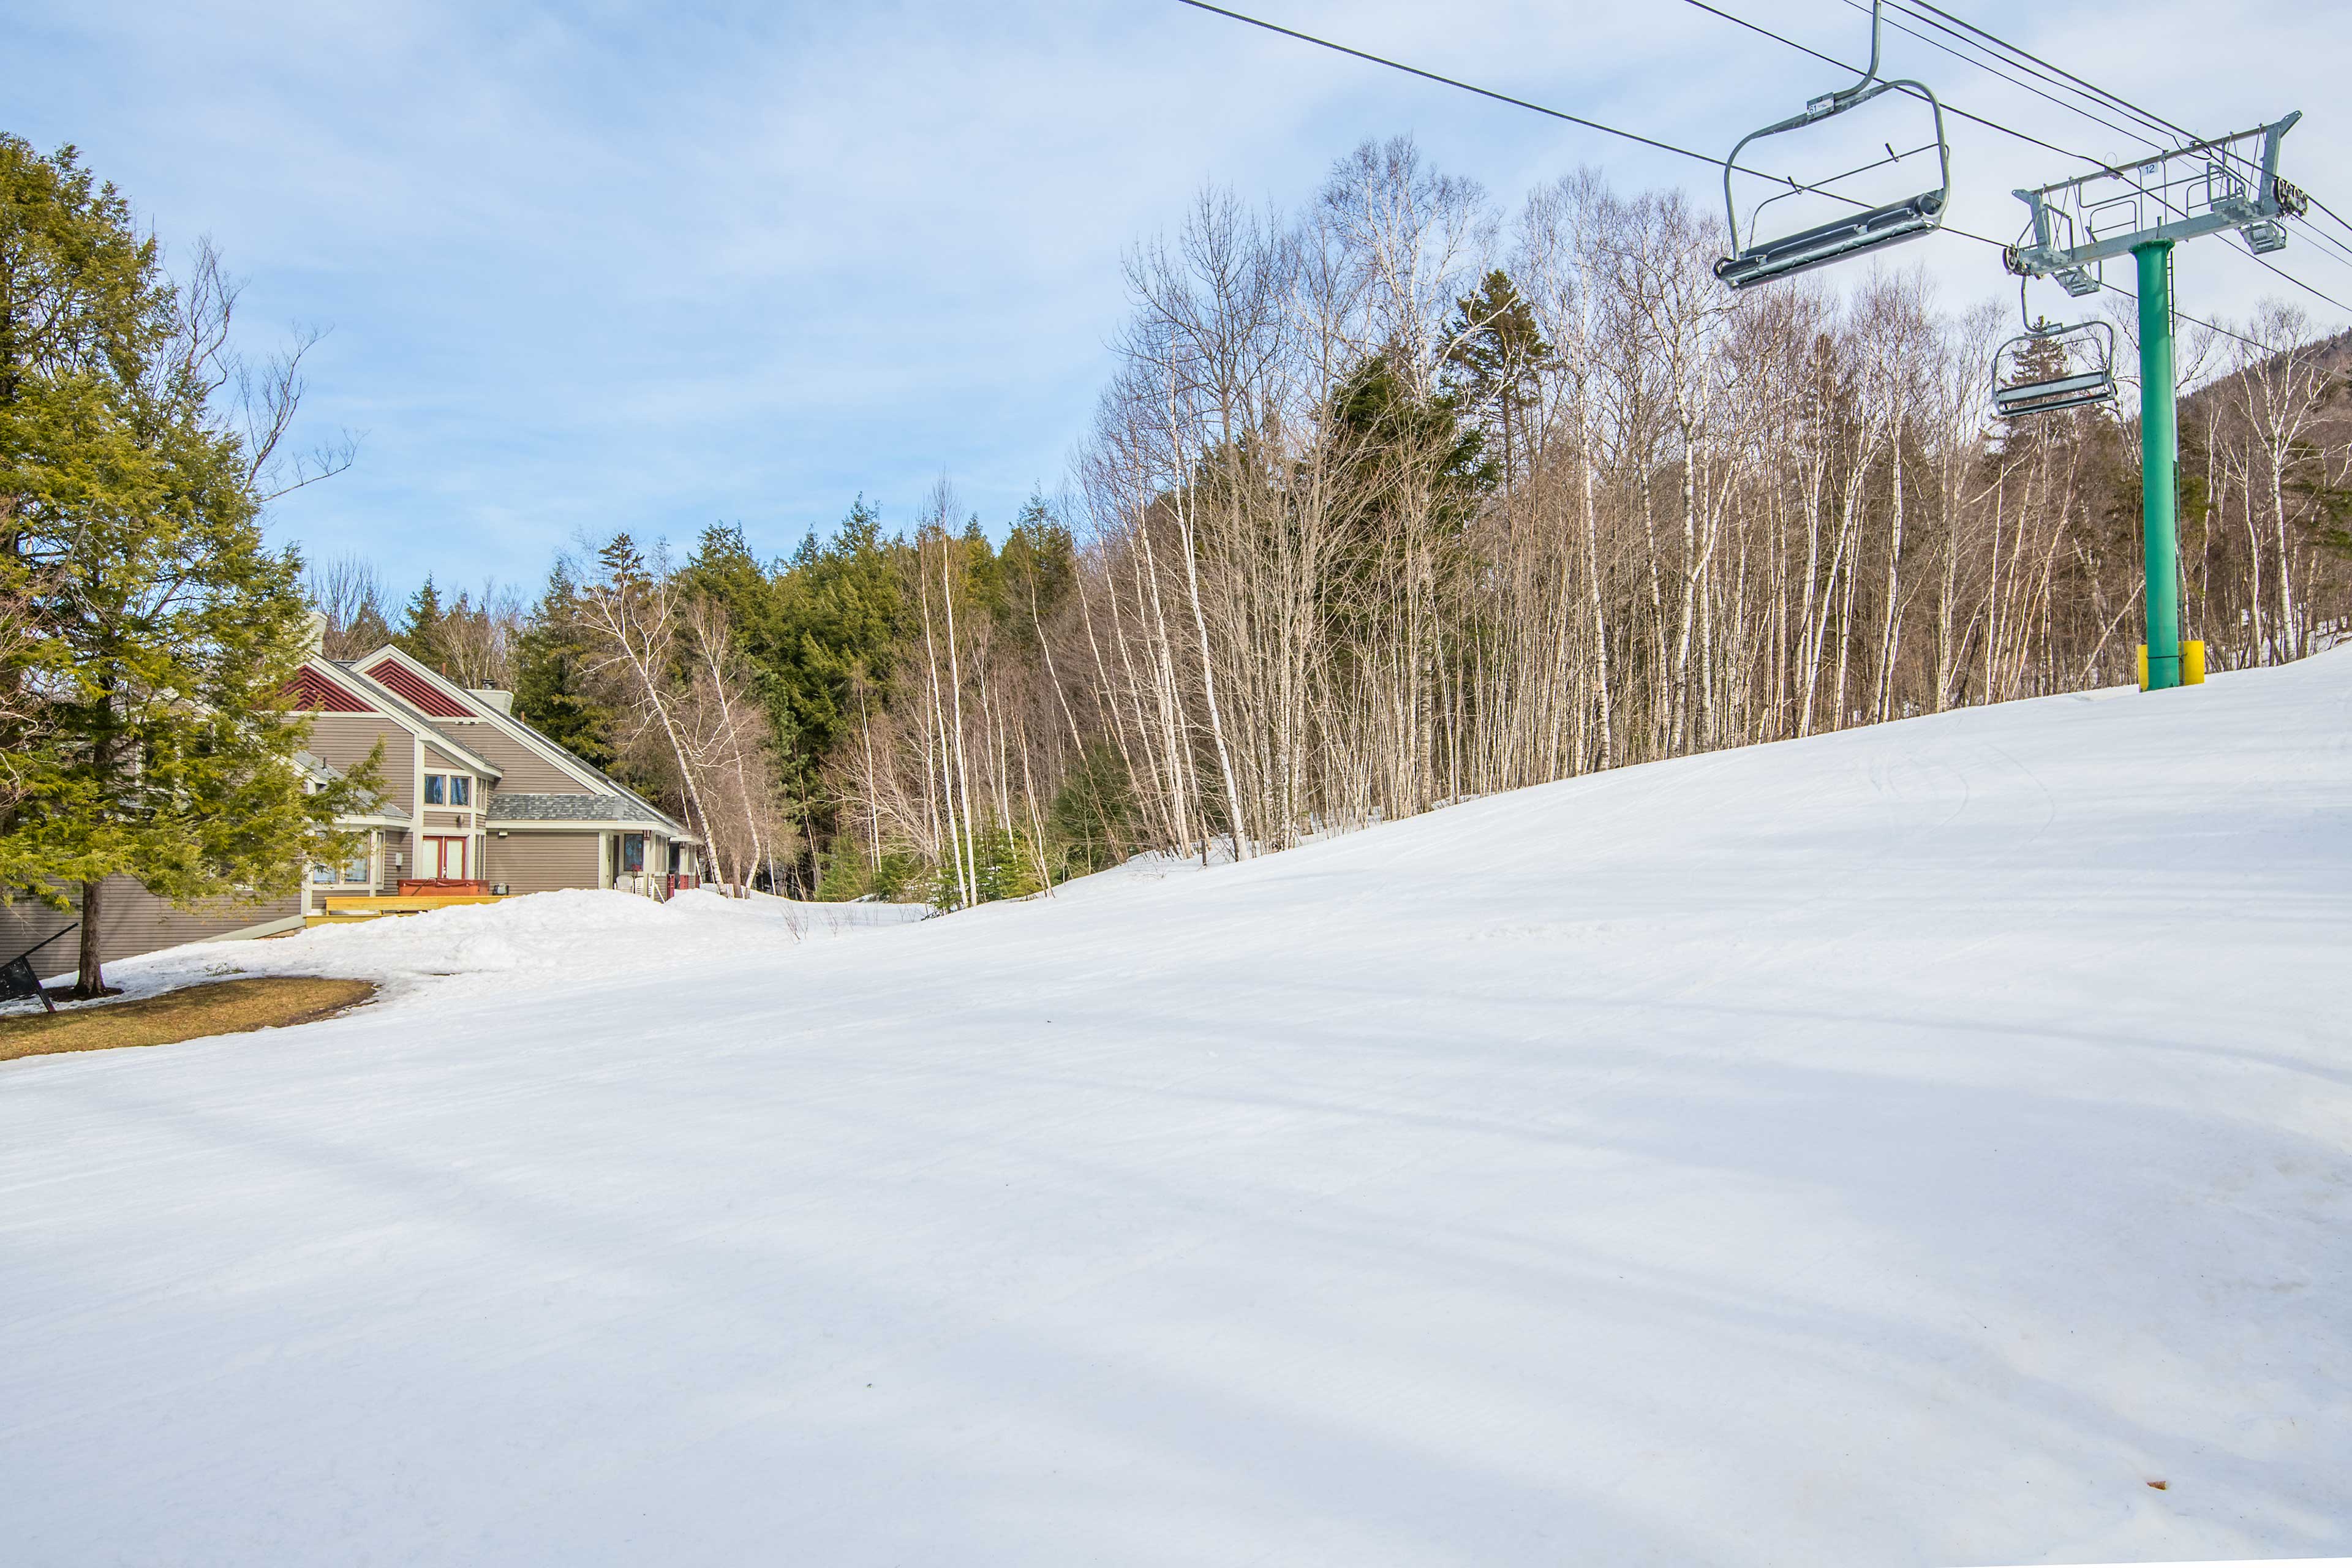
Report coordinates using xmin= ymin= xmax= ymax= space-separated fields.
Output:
xmin=4 ymin=654 xmax=2348 ymax=1567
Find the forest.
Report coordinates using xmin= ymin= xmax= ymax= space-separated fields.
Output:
xmin=306 ymin=138 xmax=2352 ymax=905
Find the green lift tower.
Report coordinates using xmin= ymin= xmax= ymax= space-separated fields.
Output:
xmin=2007 ymin=115 xmax=2305 ymax=690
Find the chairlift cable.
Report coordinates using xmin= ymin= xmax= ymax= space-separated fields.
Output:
xmin=1170 ymin=0 xmax=1733 ymax=172
xmin=1871 ymin=0 xmax=2173 ymax=149
xmin=1893 ymin=4 xmax=2352 ymax=307
xmin=2239 ymin=247 xmax=2352 ymax=315
xmin=1899 ymin=0 xmax=2352 ymax=274
xmin=2301 ymin=192 xmax=2352 ymax=246
xmin=1828 ymin=0 xmax=2352 ymax=295
xmin=1873 ymin=0 xmax=2177 ymax=151
xmin=2285 ymin=216 xmax=2352 ymax=277
xmin=1902 ymin=0 xmax=2195 ymax=148
xmin=1830 ymin=0 xmax=2168 ymax=156
xmin=1167 ymin=0 xmax=2282 ymax=352
xmin=1680 ymin=0 xmax=2109 ymax=165
xmin=2284 ymin=202 xmax=2352 ymax=271
xmin=1692 ymin=0 xmax=2352 ymax=314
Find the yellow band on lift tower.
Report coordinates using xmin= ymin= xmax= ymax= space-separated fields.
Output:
xmin=2138 ymin=643 xmax=2208 ymax=690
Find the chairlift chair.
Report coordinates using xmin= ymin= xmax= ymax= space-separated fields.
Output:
xmin=1715 ymin=0 xmax=1951 ymax=290
xmin=1991 ymin=314 xmax=2118 ymax=419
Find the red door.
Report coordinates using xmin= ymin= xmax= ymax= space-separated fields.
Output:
xmin=425 ymin=837 xmax=467 ymax=879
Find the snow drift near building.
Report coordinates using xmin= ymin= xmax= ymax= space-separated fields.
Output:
xmin=3 ymin=654 xmax=2349 ymax=1566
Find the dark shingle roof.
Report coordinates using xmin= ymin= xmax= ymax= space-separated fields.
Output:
xmin=488 ymin=793 xmax=663 ymax=824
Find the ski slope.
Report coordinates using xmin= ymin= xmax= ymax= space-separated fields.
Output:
xmin=4 ymin=653 xmax=2348 ymax=1567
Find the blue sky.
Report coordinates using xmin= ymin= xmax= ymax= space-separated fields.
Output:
xmin=9 ymin=0 xmax=2346 ymax=597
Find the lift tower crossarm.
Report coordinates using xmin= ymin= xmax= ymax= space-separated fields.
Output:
xmin=2005 ymin=115 xmax=2305 ymax=293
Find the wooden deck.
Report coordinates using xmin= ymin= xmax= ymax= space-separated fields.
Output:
xmin=307 ymin=893 xmax=508 ymax=926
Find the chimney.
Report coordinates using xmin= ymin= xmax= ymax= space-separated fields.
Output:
xmin=470 ymin=688 xmax=514 ymax=716
xmin=303 ymin=610 xmax=328 ymax=657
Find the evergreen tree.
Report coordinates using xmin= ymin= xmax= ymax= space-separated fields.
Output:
xmin=995 ymin=494 xmax=1077 ymax=647
xmin=681 ymin=522 xmax=776 ymax=633
xmin=346 ymin=597 xmax=393 ymax=654
xmin=1441 ymin=270 xmax=1550 ymax=488
xmin=597 ymin=532 xmax=646 ymax=589
xmin=0 ymin=136 xmax=372 ymax=994
xmin=1048 ymin=740 xmax=1137 ymax=877
xmin=396 ymin=575 xmax=449 ymax=671
xmin=511 ymin=561 xmax=618 ymax=769
xmin=764 ymin=498 xmax=913 ymax=799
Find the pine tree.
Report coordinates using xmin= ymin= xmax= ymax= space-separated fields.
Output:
xmin=680 ymin=521 xmax=776 ymax=638
xmin=1441 ymin=270 xmax=1550 ymax=489
xmin=994 ymin=494 xmax=1077 ymax=647
xmin=396 ymin=575 xmax=449 ymax=671
xmin=511 ymin=561 xmax=618 ymax=768
xmin=0 ymin=136 xmax=372 ymax=994
xmin=345 ymin=597 xmax=393 ymax=654
xmin=765 ymin=498 xmax=913 ymax=796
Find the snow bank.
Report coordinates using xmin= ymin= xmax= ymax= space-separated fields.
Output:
xmin=18 ymin=886 xmax=930 ymax=1012
xmin=3 ymin=655 xmax=2348 ymax=1566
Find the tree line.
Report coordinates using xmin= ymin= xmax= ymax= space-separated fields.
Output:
xmin=12 ymin=125 xmax=2345 ymax=990
xmin=334 ymin=138 xmax=2346 ymax=906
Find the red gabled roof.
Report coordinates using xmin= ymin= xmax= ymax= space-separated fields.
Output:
xmin=363 ymin=657 xmax=473 ymax=718
xmin=292 ymin=665 xmax=378 ymax=714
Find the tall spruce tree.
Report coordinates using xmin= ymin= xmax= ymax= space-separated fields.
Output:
xmin=1441 ymin=270 xmax=1550 ymax=490
xmin=0 ymin=136 xmax=371 ymax=994
xmin=396 ymin=575 xmax=449 ymax=671
xmin=511 ymin=560 xmax=618 ymax=768
xmin=766 ymin=497 xmax=912 ymax=797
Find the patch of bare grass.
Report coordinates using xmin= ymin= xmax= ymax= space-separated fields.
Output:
xmin=0 ymin=977 xmax=376 ymax=1064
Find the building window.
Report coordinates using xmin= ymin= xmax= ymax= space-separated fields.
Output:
xmin=620 ymin=834 xmax=646 ymax=875
xmin=344 ymin=851 xmax=371 ymax=885
xmin=312 ymin=862 xmax=336 ymax=886
xmin=424 ymin=774 xmax=447 ymax=805
xmin=449 ymin=775 xmax=472 ymax=807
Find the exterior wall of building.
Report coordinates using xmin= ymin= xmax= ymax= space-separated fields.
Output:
xmin=484 ymin=832 xmax=603 ymax=896
xmin=440 ymin=722 xmax=581 ymax=793
xmin=419 ymin=746 xmax=491 ymax=794
xmin=306 ymin=714 xmax=415 ymax=816
xmin=1 ymin=876 xmax=301 ymax=976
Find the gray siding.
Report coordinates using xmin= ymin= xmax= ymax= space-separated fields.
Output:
xmin=421 ymin=745 xmax=476 ymax=776
xmin=307 ymin=714 xmax=414 ymax=816
xmin=443 ymin=722 xmax=582 ymax=793
xmin=1 ymin=876 xmax=301 ymax=975
xmin=484 ymin=832 xmax=603 ymax=895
